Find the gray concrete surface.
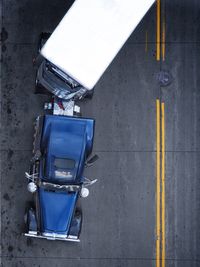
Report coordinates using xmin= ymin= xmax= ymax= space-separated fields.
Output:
xmin=1 ymin=0 xmax=200 ymax=266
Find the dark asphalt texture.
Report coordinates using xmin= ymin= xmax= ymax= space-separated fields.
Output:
xmin=1 ymin=0 xmax=200 ymax=266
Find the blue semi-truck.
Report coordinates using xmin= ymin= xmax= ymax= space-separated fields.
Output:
xmin=25 ymin=115 xmax=96 ymax=242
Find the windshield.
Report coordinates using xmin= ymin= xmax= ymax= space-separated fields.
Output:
xmin=53 ymin=158 xmax=75 ymax=180
xmin=54 ymin=158 xmax=75 ymax=169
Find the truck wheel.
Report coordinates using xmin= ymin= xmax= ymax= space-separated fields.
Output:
xmin=69 ymin=207 xmax=82 ymax=238
xmin=24 ymin=202 xmax=34 ymax=233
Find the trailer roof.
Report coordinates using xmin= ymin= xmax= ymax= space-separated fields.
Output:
xmin=41 ymin=0 xmax=155 ymax=90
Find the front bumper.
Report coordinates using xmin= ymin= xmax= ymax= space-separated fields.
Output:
xmin=24 ymin=232 xmax=80 ymax=242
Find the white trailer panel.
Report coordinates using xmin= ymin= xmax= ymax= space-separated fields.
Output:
xmin=41 ymin=0 xmax=154 ymax=90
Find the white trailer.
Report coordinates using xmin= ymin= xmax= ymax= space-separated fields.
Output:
xmin=38 ymin=0 xmax=154 ymax=101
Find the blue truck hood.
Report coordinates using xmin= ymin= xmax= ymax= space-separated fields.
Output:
xmin=41 ymin=115 xmax=95 ymax=184
xmin=39 ymin=188 xmax=78 ymax=233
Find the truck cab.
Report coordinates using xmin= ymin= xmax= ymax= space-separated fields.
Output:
xmin=25 ymin=115 xmax=95 ymax=242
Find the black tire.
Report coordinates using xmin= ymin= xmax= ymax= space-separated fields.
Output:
xmin=24 ymin=201 xmax=35 ymax=233
xmin=24 ymin=211 xmax=29 ymax=233
xmin=68 ymin=206 xmax=83 ymax=238
xmin=75 ymin=207 xmax=83 ymax=238
xmin=76 ymin=198 xmax=81 ymax=210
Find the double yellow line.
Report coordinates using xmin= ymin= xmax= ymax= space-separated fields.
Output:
xmin=156 ymin=0 xmax=165 ymax=61
xmin=156 ymin=99 xmax=166 ymax=267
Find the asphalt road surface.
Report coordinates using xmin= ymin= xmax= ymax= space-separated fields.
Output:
xmin=1 ymin=0 xmax=200 ymax=266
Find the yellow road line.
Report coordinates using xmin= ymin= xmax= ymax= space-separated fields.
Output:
xmin=156 ymin=0 xmax=161 ymax=61
xmin=162 ymin=20 xmax=166 ymax=61
xmin=156 ymin=99 xmax=161 ymax=267
xmin=161 ymin=103 xmax=166 ymax=267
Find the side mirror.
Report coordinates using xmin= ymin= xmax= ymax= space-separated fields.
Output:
xmin=25 ymin=172 xmax=38 ymax=182
xmin=83 ymin=177 xmax=98 ymax=187
xmin=85 ymin=154 xmax=99 ymax=167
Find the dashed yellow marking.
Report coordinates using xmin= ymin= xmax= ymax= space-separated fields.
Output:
xmin=156 ymin=0 xmax=161 ymax=61
xmin=162 ymin=20 xmax=166 ymax=61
